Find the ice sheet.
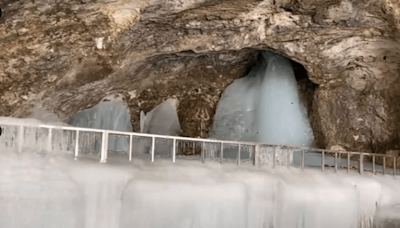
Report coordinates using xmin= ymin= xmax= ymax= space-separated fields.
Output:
xmin=0 ymin=150 xmax=399 ymax=228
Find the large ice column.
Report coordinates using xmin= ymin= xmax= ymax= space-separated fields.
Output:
xmin=69 ymin=95 xmax=133 ymax=152
xmin=257 ymin=51 xmax=313 ymax=147
xmin=210 ymin=51 xmax=314 ymax=160
xmin=138 ymin=98 xmax=182 ymax=155
xmin=210 ymin=60 xmax=266 ymax=142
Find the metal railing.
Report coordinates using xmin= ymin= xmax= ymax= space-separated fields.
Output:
xmin=0 ymin=122 xmax=398 ymax=176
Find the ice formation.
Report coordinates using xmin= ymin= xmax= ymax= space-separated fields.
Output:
xmin=69 ymin=95 xmax=132 ymax=152
xmin=140 ymin=98 xmax=182 ymax=136
xmin=138 ymin=98 xmax=182 ymax=154
xmin=211 ymin=50 xmax=314 ymax=147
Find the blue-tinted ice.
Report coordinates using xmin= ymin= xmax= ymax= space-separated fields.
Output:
xmin=69 ymin=96 xmax=132 ymax=152
xmin=210 ymin=51 xmax=314 ymax=160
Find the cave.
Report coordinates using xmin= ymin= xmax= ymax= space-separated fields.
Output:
xmin=132 ymin=49 xmax=319 ymax=143
xmin=60 ymin=49 xmax=319 ymax=157
xmin=3 ymin=0 xmax=400 ymax=159
xmin=3 ymin=0 xmax=400 ymax=227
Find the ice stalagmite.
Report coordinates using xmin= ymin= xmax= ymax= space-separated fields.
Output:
xmin=211 ymin=50 xmax=314 ymax=150
xmin=210 ymin=57 xmax=266 ymax=142
xmin=139 ymin=98 xmax=182 ymax=155
xmin=140 ymin=98 xmax=182 ymax=136
xmin=257 ymin=51 xmax=313 ymax=146
xmin=69 ymin=95 xmax=132 ymax=152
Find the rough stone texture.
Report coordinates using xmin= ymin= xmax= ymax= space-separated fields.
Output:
xmin=1 ymin=0 xmax=400 ymax=155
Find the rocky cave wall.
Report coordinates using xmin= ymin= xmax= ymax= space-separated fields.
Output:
xmin=1 ymin=0 xmax=400 ymax=154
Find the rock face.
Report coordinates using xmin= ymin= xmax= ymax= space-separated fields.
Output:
xmin=1 ymin=0 xmax=400 ymax=154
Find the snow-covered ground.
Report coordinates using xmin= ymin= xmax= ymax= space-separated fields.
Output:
xmin=0 ymin=150 xmax=400 ymax=228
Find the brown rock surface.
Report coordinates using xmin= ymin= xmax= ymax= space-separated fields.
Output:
xmin=1 ymin=0 xmax=400 ymax=153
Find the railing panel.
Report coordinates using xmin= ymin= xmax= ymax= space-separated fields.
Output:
xmin=0 ymin=125 xmax=19 ymax=152
xmin=22 ymin=126 xmax=50 ymax=153
xmin=131 ymin=136 xmax=152 ymax=155
xmin=108 ymin=133 xmax=130 ymax=153
xmin=50 ymin=128 xmax=75 ymax=153
xmin=79 ymin=131 xmax=102 ymax=155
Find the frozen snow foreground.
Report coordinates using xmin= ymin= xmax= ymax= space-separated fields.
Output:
xmin=0 ymin=151 xmax=400 ymax=228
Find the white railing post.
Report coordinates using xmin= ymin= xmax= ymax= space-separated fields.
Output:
xmin=347 ymin=153 xmax=350 ymax=173
xmin=334 ymin=152 xmax=338 ymax=173
xmin=254 ymin=144 xmax=259 ymax=168
xmin=74 ymin=130 xmax=79 ymax=160
xmin=48 ymin=128 xmax=52 ymax=152
xmin=100 ymin=130 xmax=108 ymax=163
xmin=151 ymin=136 xmax=155 ymax=162
xmin=129 ymin=135 xmax=133 ymax=161
xmin=172 ymin=138 xmax=176 ymax=163
xmin=372 ymin=155 xmax=375 ymax=174
xmin=220 ymin=142 xmax=224 ymax=164
xmin=18 ymin=125 xmax=24 ymax=153
xmin=237 ymin=143 xmax=241 ymax=166
xmin=383 ymin=157 xmax=386 ymax=175
xmin=201 ymin=141 xmax=205 ymax=163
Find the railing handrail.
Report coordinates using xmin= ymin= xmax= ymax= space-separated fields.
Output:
xmin=0 ymin=121 xmax=398 ymax=176
xmin=0 ymin=122 xmax=398 ymax=158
